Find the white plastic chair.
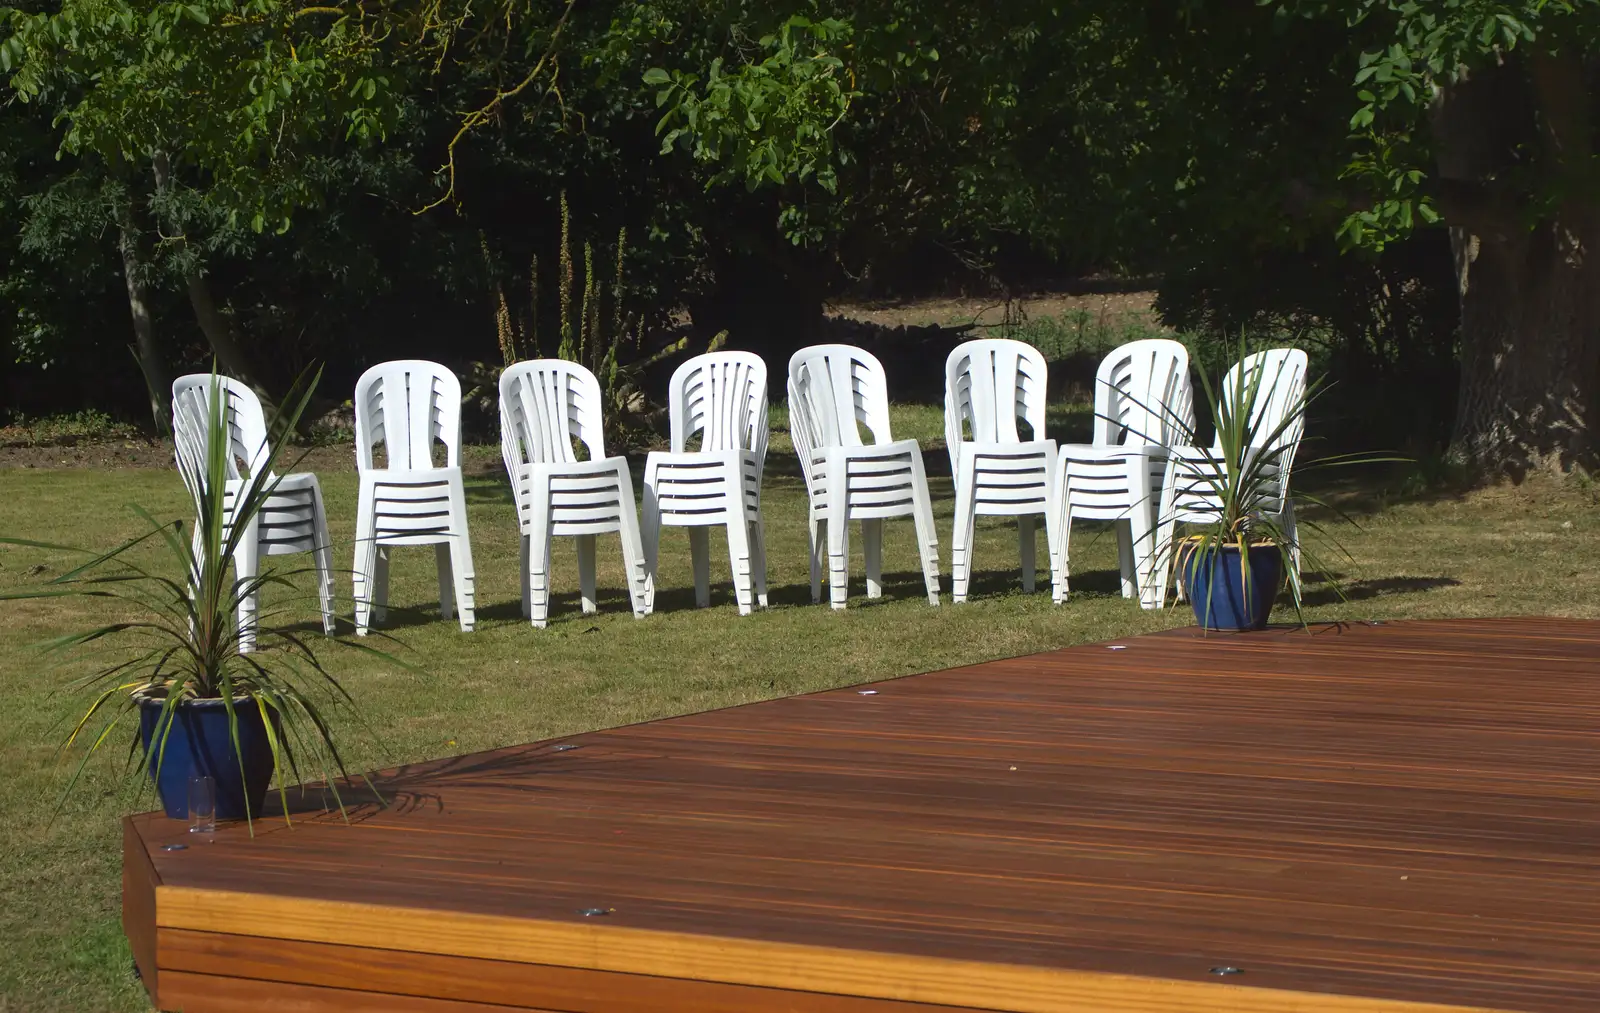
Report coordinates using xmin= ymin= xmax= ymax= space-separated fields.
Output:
xmin=943 ymin=339 xmax=1060 ymax=602
xmin=170 ymin=375 xmax=335 ymax=653
xmin=788 ymin=345 xmax=940 ymax=609
xmin=642 ymin=351 xmax=769 ymax=615
xmin=499 ymin=360 xmax=649 ymax=627
xmin=352 ymin=360 xmax=475 ymax=634
xmin=1162 ymin=348 xmax=1309 ymax=599
xmin=1052 ymin=339 xmax=1193 ymax=609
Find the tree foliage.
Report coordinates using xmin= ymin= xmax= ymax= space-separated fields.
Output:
xmin=3 ymin=0 xmax=1596 ymax=470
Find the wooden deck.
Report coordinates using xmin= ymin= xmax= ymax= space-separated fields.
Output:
xmin=125 ymin=618 xmax=1600 ymax=1012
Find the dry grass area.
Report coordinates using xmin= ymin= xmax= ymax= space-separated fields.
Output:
xmin=828 ymin=288 xmax=1162 ymax=332
xmin=2 ymin=405 xmax=1599 ymax=1011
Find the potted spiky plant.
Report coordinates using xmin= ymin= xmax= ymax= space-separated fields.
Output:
xmin=1158 ymin=345 xmax=1394 ymax=630
xmin=3 ymin=369 xmax=381 ymax=826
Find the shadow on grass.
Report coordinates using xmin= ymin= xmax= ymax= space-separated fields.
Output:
xmin=1295 ymin=575 xmax=1461 ymax=608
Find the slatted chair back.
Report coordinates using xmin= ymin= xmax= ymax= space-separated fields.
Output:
xmin=171 ymin=374 xmax=270 ymax=490
xmin=1171 ymin=347 xmax=1309 ymax=524
xmin=943 ymin=339 xmax=1049 ymax=472
xmin=787 ymin=344 xmax=893 ymax=465
xmin=1092 ymin=338 xmax=1194 ymax=449
xmin=354 ymin=360 xmax=462 ymax=473
xmin=668 ymin=351 xmax=768 ymax=461
xmin=1219 ymin=348 xmax=1308 ymax=456
xmin=499 ymin=359 xmax=607 ymax=469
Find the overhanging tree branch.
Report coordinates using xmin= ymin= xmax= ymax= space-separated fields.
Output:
xmin=416 ymin=0 xmax=577 ymax=214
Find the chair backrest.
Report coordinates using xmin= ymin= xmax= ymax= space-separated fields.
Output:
xmin=354 ymin=360 xmax=462 ymax=472
xmin=499 ymin=360 xmax=607 ymax=469
xmin=786 ymin=345 xmax=894 ymax=465
xmin=171 ymin=374 xmax=270 ymax=490
xmin=944 ymin=339 xmax=1049 ymax=470
xmin=1218 ymin=348 xmax=1308 ymax=457
xmin=668 ymin=351 xmax=768 ymax=461
xmin=1173 ymin=348 xmax=1310 ymax=522
xmin=1092 ymin=338 xmax=1194 ymax=448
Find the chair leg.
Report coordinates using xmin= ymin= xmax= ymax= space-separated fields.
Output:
xmin=1130 ymin=504 xmax=1160 ymax=610
xmin=807 ymin=514 xmax=823 ymax=605
xmin=614 ymin=470 xmax=651 ymax=617
xmin=447 ymin=479 xmax=476 ymax=633
xmin=1282 ymin=500 xmax=1301 ymax=601
xmin=314 ymin=539 xmax=336 ymax=636
xmin=311 ymin=489 xmax=336 ymax=634
xmin=863 ymin=518 xmax=883 ymax=599
xmin=725 ymin=514 xmax=754 ymax=616
xmin=353 ymin=496 xmax=376 ymax=636
xmin=826 ymin=464 xmax=850 ymax=609
xmin=950 ymin=452 xmax=977 ymax=603
xmin=827 ymin=511 xmax=851 ymax=611
xmin=688 ymin=527 xmax=711 ymax=609
xmin=1018 ymin=515 xmax=1036 ymax=594
xmin=576 ymin=534 xmax=599 ymax=614
xmin=372 ymin=547 xmax=391 ymax=625
xmin=1115 ymin=519 xmax=1137 ymax=599
xmin=526 ymin=475 xmax=552 ymax=628
xmin=751 ymin=513 xmax=769 ymax=609
xmin=1042 ymin=451 xmax=1063 ymax=604
xmin=519 ymin=534 xmax=532 ymax=619
xmin=641 ymin=462 xmax=661 ymax=613
xmin=909 ymin=456 xmax=941 ymax=606
xmin=234 ymin=522 xmax=261 ymax=654
xmin=436 ymin=544 xmax=456 ymax=621
xmin=1048 ymin=462 xmax=1068 ymax=604
xmin=1043 ymin=500 xmax=1065 ymax=606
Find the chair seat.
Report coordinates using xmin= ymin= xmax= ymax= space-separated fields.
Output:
xmin=957 ymin=439 xmax=1056 ymax=516
xmin=511 ymin=458 xmax=636 ymax=538
xmin=644 ymin=448 xmax=761 ymax=527
xmin=1059 ymin=443 xmax=1173 ymax=523
xmin=806 ymin=440 xmax=926 ymax=521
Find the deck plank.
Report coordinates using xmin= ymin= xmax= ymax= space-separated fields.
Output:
xmin=128 ymin=619 xmax=1600 ymax=1012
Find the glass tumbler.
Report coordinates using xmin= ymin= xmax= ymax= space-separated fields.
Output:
xmin=188 ymin=775 xmax=216 ymax=835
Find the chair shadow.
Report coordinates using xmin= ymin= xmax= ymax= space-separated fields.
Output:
xmin=1294 ymin=575 xmax=1461 ymax=607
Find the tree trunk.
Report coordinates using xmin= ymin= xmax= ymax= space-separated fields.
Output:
xmin=150 ymin=152 xmax=255 ymax=383
xmin=1433 ymin=53 xmax=1600 ymax=477
xmin=1447 ymin=215 xmax=1600 ymax=478
xmin=115 ymin=204 xmax=170 ymax=433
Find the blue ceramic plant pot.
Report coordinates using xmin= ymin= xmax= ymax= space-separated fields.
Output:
xmin=1183 ymin=542 xmax=1283 ymax=631
xmin=138 ymin=696 xmax=277 ymax=820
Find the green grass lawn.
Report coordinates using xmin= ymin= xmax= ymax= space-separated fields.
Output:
xmin=3 ymin=405 xmax=1600 ymax=1011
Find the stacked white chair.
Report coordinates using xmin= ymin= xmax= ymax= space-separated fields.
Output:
xmin=171 ymin=375 xmax=335 ymax=652
xmin=352 ymin=360 xmax=476 ymax=634
xmin=944 ymin=339 xmax=1061 ymax=602
xmin=499 ymin=360 xmax=650 ymax=627
xmin=787 ymin=345 xmax=941 ymax=609
xmin=1162 ymin=347 xmax=1309 ymax=599
xmin=642 ymin=351 xmax=769 ymax=615
xmin=1052 ymin=339 xmax=1193 ymax=609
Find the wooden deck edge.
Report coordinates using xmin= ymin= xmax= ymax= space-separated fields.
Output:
xmin=122 ymin=818 xmax=160 ymax=1004
xmin=157 ymin=928 xmax=987 ymax=1012
xmin=155 ymin=886 xmax=1514 ymax=1013
xmin=157 ymin=969 xmax=563 ymax=1013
